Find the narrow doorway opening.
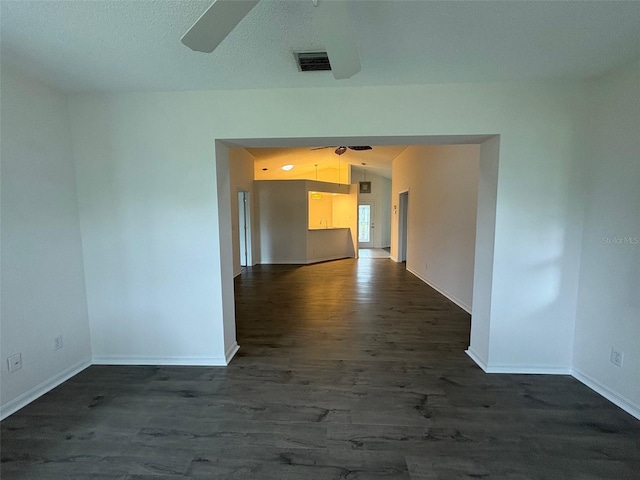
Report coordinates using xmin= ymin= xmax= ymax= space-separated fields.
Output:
xmin=358 ymin=202 xmax=374 ymax=248
xmin=238 ymin=190 xmax=252 ymax=267
xmin=398 ymin=191 xmax=409 ymax=263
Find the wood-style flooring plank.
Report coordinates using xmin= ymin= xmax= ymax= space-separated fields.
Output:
xmin=2 ymin=259 xmax=639 ymax=479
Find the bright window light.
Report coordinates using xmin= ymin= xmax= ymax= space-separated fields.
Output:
xmin=281 ymin=164 xmax=294 ymax=171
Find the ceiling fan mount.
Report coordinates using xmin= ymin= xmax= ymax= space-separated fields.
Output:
xmin=312 ymin=145 xmax=373 ymax=156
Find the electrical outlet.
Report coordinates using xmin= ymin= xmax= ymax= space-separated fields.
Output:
xmin=610 ymin=348 xmax=623 ymax=367
xmin=8 ymin=353 xmax=22 ymax=373
xmin=54 ymin=335 xmax=63 ymax=350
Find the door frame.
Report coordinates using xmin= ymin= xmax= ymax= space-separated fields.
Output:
xmin=237 ymin=189 xmax=252 ymax=267
xmin=398 ymin=190 xmax=409 ymax=262
xmin=358 ymin=201 xmax=375 ymax=248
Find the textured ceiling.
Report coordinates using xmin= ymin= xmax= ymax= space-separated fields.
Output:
xmin=2 ymin=1 xmax=639 ymax=93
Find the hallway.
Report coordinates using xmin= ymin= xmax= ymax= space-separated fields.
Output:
xmin=1 ymin=259 xmax=639 ymax=479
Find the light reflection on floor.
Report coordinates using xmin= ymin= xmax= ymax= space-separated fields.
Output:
xmin=358 ymin=248 xmax=391 ymax=259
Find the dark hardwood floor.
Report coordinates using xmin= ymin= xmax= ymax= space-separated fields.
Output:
xmin=2 ymin=259 xmax=639 ymax=479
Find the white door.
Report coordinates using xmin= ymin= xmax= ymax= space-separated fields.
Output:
xmin=358 ymin=202 xmax=375 ymax=248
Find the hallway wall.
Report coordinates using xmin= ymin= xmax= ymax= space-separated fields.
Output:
xmin=391 ymin=145 xmax=480 ymax=312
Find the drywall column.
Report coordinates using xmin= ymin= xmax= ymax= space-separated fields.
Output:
xmin=214 ymin=144 xmax=240 ymax=363
xmin=467 ymin=136 xmax=500 ymax=368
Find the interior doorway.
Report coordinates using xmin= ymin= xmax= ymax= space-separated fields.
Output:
xmin=217 ymin=136 xmax=499 ymax=370
xmin=238 ymin=190 xmax=252 ymax=267
xmin=358 ymin=202 xmax=375 ymax=248
xmin=398 ymin=191 xmax=409 ymax=263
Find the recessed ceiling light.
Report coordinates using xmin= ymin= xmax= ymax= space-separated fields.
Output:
xmin=282 ymin=164 xmax=294 ymax=171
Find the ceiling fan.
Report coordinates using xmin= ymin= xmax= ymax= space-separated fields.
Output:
xmin=181 ymin=0 xmax=361 ymax=80
xmin=312 ymin=145 xmax=372 ymax=155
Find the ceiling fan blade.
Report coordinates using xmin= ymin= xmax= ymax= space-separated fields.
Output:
xmin=313 ymin=1 xmax=361 ymax=80
xmin=348 ymin=146 xmax=372 ymax=151
xmin=181 ymin=0 xmax=260 ymax=53
xmin=310 ymin=146 xmax=333 ymax=150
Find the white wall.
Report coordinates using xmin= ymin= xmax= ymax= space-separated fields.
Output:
xmin=351 ymin=168 xmax=392 ymax=248
xmin=256 ymin=180 xmax=308 ymax=264
xmin=70 ymin=94 xmax=232 ymax=366
xmin=229 ymin=148 xmax=257 ymax=276
xmin=380 ymin=175 xmax=392 ymax=248
xmin=391 ymin=145 xmax=480 ymax=312
xmin=67 ymin=78 xmax=586 ymax=377
xmin=572 ymin=62 xmax=640 ymax=417
xmin=1 ymin=67 xmax=92 ymax=418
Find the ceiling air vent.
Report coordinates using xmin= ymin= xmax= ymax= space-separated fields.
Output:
xmin=295 ymin=51 xmax=331 ymax=72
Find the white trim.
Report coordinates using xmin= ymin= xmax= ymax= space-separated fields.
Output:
xmin=483 ymin=365 xmax=572 ymax=375
xmin=390 ymin=255 xmax=399 ymax=262
xmin=0 ymin=358 xmax=92 ymax=420
xmin=225 ymin=342 xmax=240 ymax=365
xmin=406 ymin=267 xmax=472 ymax=313
xmin=466 ymin=350 xmax=571 ymax=375
xmin=572 ymin=367 xmax=640 ymax=420
xmin=92 ymin=355 xmax=228 ymax=366
xmin=234 ymin=269 xmax=242 ymax=278
xmin=465 ymin=348 xmax=488 ymax=371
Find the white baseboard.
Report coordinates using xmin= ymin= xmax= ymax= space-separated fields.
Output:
xmin=465 ymin=348 xmax=488 ymax=371
xmin=92 ymin=355 xmax=228 ymax=366
xmin=260 ymin=259 xmax=309 ymax=265
xmin=225 ymin=342 xmax=240 ymax=364
xmin=466 ymin=349 xmax=571 ymax=374
xmin=390 ymin=255 xmax=399 ymax=262
xmin=0 ymin=358 xmax=92 ymax=420
xmin=572 ymin=367 xmax=640 ymax=420
xmin=483 ymin=364 xmax=572 ymax=375
xmin=406 ymin=267 xmax=472 ymax=313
